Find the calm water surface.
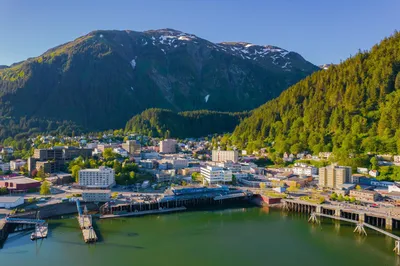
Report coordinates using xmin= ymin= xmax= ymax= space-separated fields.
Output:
xmin=1 ymin=207 xmax=399 ymax=266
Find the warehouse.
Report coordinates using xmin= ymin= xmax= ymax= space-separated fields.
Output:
xmin=0 ymin=196 xmax=24 ymax=208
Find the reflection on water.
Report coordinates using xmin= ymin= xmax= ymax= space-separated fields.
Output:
xmin=0 ymin=207 xmax=399 ymax=266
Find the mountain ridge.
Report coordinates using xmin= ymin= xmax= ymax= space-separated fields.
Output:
xmin=0 ymin=28 xmax=318 ymax=131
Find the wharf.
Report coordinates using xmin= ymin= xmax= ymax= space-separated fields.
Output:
xmin=100 ymin=207 xmax=187 ymax=219
xmin=82 ymin=227 xmax=97 ymax=243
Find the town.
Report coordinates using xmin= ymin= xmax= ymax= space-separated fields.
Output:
xmin=1 ymin=133 xmax=400 ymax=223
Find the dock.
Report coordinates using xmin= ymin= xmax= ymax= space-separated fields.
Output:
xmin=76 ymin=200 xmax=97 ymax=243
xmin=100 ymin=207 xmax=187 ymax=219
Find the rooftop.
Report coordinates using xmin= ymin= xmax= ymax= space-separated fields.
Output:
xmin=0 ymin=176 xmax=40 ymax=184
xmin=0 ymin=196 xmax=23 ymax=203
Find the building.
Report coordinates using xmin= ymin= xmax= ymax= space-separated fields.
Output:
xmin=140 ymin=159 xmax=154 ymax=169
xmin=369 ymin=170 xmax=379 ymax=177
xmin=30 ymin=146 xmax=94 ymax=174
xmin=0 ymin=176 xmax=41 ymax=192
xmin=200 ymin=165 xmax=232 ymax=184
xmin=113 ymin=147 xmax=128 ymax=157
xmin=160 ymin=139 xmax=177 ymax=153
xmin=167 ymin=158 xmax=188 ymax=169
xmin=212 ymin=150 xmax=239 ymax=163
xmin=292 ymin=163 xmax=318 ymax=176
xmin=78 ymin=167 xmax=115 ymax=188
xmin=357 ymin=167 xmax=369 ymax=174
xmin=82 ymin=190 xmax=111 ymax=202
xmin=122 ymin=140 xmax=141 ymax=156
xmin=35 ymin=160 xmax=57 ymax=174
xmin=10 ymin=159 xmax=26 ymax=171
xmin=349 ymin=189 xmax=379 ymax=202
xmin=0 ymin=196 xmax=24 ymax=208
xmin=0 ymin=162 xmax=10 ymax=172
xmin=318 ymin=165 xmax=352 ymax=189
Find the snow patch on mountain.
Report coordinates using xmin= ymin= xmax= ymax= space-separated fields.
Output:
xmin=205 ymin=94 xmax=210 ymax=103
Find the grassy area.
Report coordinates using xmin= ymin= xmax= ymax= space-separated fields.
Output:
xmin=299 ymin=195 xmax=325 ymax=204
xmin=263 ymin=191 xmax=287 ymax=198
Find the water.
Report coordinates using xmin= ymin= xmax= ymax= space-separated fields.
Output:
xmin=1 ymin=206 xmax=399 ymax=266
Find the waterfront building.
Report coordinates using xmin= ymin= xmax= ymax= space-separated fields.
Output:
xmin=78 ymin=167 xmax=115 ymax=188
xmin=200 ymin=165 xmax=232 ymax=184
xmin=82 ymin=190 xmax=111 ymax=202
xmin=349 ymin=189 xmax=379 ymax=202
xmin=122 ymin=140 xmax=141 ymax=156
xmin=160 ymin=139 xmax=177 ymax=153
xmin=0 ymin=196 xmax=24 ymax=208
xmin=318 ymin=165 xmax=352 ymax=189
xmin=212 ymin=150 xmax=239 ymax=163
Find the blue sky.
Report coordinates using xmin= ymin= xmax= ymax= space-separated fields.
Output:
xmin=0 ymin=0 xmax=398 ymax=66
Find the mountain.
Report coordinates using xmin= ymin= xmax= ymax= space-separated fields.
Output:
xmin=232 ymin=32 xmax=400 ymax=156
xmin=125 ymin=108 xmax=248 ymax=139
xmin=0 ymin=65 xmax=8 ymax=70
xmin=0 ymin=28 xmax=318 ymax=130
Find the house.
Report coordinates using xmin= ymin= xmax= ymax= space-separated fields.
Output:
xmin=357 ymin=167 xmax=369 ymax=174
xmin=369 ymin=170 xmax=379 ymax=177
xmin=113 ymin=147 xmax=128 ymax=157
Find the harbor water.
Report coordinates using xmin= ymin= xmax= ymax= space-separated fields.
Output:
xmin=0 ymin=206 xmax=399 ymax=266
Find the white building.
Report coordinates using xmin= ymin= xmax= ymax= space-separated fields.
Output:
xmin=82 ymin=190 xmax=111 ymax=202
xmin=78 ymin=167 xmax=115 ymax=188
xmin=160 ymin=139 xmax=177 ymax=153
xmin=0 ymin=162 xmax=10 ymax=172
xmin=10 ymin=159 xmax=27 ymax=171
xmin=200 ymin=165 xmax=232 ymax=184
xmin=0 ymin=196 xmax=24 ymax=208
xmin=292 ymin=163 xmax=318 ymax=176
xmin=212 ymin=150 xmax=238 ymax=163
xmin=113 ymin=147 xmax=128 ymax=157
xmin=369 ymin=170 xmax=379 ymax=177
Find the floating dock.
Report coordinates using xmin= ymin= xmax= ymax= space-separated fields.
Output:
xmin=100 ymin=207 xmax=187 ymax=219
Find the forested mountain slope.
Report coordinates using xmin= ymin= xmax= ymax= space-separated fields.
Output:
xmin=232 ymin=31 xmax=400 ymax=156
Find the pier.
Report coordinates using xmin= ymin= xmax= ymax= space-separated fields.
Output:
xmin=76 ymin=200 xmax=97 ymax=243
xmin=282 ymin=199 xmax=400 ymax=255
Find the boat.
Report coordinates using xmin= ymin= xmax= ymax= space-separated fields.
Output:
xmin=30 ymin=223 xmax=48 ymax=240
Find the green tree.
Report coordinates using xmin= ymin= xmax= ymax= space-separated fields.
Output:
xmin=40 ymin=181 xmax=51 ymax=195
xmin=370 ymin=157 xmax=379 ymax=170
xmin=36 ymin=166 xmax=46 ymax=180
xmin=71 ymin=165 xmax=81 ymax=182
xmin=0 ymin=187 xmax=8 ymax=195
xmin=330 ymin=193 xmax=338 ymax=201
xmin=259 ymin=183 xmax=266 ymax=190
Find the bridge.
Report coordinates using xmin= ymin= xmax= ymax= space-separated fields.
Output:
xmin=4 ymin=217 xmax=46 ymax=225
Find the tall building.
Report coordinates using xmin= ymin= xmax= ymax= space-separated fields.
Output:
xmin=78 ymin=166 xmax=115 ymax=188
xmin=212 ymin=150 xmax=239 ymax=163
xmin=319 ymin=165 xmax=352 ymax=189
xmin=122 ymin=140 xmax=141 ymax=156
xmin=200 ymin=165 xmax=232 ymax=184
xmin=160 ymin=139 xmax=177 ymax=153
